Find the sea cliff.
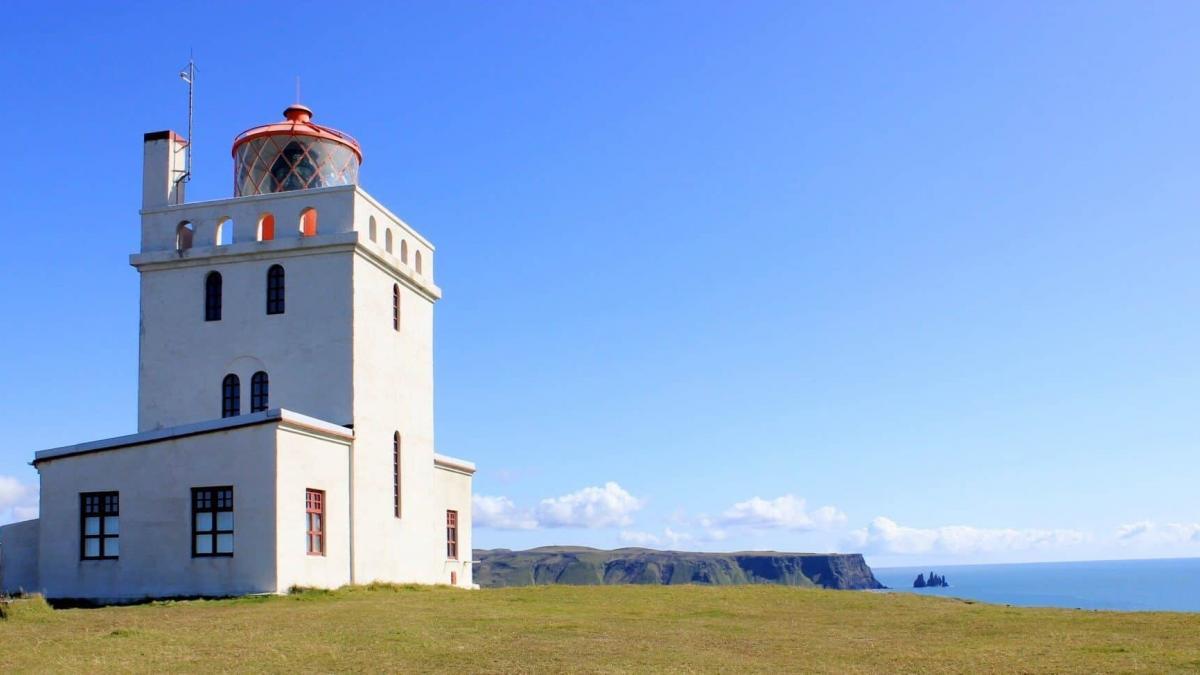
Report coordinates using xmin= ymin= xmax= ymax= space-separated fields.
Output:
xmin=473 ymin=546 xmax=884 ymax=590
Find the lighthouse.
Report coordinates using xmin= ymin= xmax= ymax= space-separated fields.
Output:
xmin=0 ymin=104 xmax=475 ymax=600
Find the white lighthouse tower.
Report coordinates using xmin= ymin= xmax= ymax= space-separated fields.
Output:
xmin=0 ymin=105 xmax=475 ymax=600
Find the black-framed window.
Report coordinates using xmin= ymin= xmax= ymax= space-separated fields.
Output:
xmin=393 ymin=432 xmax=401 ymax=518
xmin=222 ymin=374 xmax=240 ymax=418
xmin=266 ymin=264 xmax=285 ymax=315
xmin=205 ymin=271 xmax=222 ymax=321
xmin=250 ymin=371 xmax=269 ymax=413
xmin=192 ymin=486 xmax=234 ymax=557
xmin=392 ymin=284 xmax=400 ymax=332
xmin=81 ymin=492 xmax=119 ymax=560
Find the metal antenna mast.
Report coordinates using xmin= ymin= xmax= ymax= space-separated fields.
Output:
xmin=178 ymin=54 xmax=196 ymax=187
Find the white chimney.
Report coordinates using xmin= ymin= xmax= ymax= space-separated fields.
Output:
xmin=142 ymin=130 xmax=188 ymax=209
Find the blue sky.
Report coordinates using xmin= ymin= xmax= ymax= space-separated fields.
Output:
xmin=1 ymin=2 xmax=1198 ymax=567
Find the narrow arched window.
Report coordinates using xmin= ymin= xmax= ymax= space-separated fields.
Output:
xmin=222 ymin=374 xmax=240 ymax=418
xmin=205 ymin=271 xmax=222 ymax=321
xmin=266 ymin=264 xmax=285 ymax=315
xmin=393 ymin=432 xmax=401 ymax=518
xmin=392 ymin=284 xmax=400 ymax=332
xmin=176 ymin=221 xmax=194 ymax=251
xmin=385 ymin=229 xmax=394 ymax=253
xmin=368 ymin=216 xmax=378 ymax=242
xmin=400 ymin=239 xmax=408 ymax=264
xmin=258 ymin=213 xmax=275 ymax=242
xmin=415 ymin=250 xmax=423 ymax=275
xmin=300 ymin=208 xmax=317 ymax=237
xmin=250 ymin=371 xmax=269 ymax=413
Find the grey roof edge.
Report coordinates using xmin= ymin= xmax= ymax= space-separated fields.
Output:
xmin=33 ymin=409 xmax=353 ymax=465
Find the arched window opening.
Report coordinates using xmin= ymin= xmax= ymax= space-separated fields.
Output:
xmin=415 ymin=250 xmax=423 ymax=275
xmin=368 ymin=216 xmax=378 ymax=242
xmin=258 ymin=213 xmax=276 ymax=242
xmin=393 ymin=432 xmax=401 ymax=518
xmin=400 ymin=239 xmax=408 ymax=264
xmin=300 ymin=208 xmax=317 ymax=237
xmin=216 ymin=217 xmax=234 ymax=246
xmin=266 ymin=264 xmax=286 ymax=315
xmin=250 ymin=371 xmax=269 ymax=413
xmin=222 ymin=374 xmax=240 ymax=418
xmin=205 ymin=271 xmax=222 ymax=322
xmin=392 ymin=284 xmax=400 ymax=332
xmin=176 ymin=221 xmax=194 ymax=251
xmin=385 ymin=229 xmax=394 ymax=253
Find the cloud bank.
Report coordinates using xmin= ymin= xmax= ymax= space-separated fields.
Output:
xmin=849 ymin=516 xmax=1088 ymax=555
xmin=717 ymin=495 xmax=847 ymax=531
xmin=474 ymin=482 xmax=644 ymax=530
xmin=1115 ymin=521 xmax=1200 ymax=546
xmin=0 ymin=475 xmax=38 ymax=525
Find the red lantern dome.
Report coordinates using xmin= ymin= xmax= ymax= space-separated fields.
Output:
xmin=231 ymin=104 xmax=363 ymax=197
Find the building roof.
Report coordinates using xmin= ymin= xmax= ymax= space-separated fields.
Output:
xmin=33 ymin=409 xmax=353 ymax=465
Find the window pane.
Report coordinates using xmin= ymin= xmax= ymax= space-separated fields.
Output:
xmin=196 ymin=512 xmax=213 ymax=532
xmin=216 ymin=512 xmax=234 ymax=531
xmin=104 ymin=516 xmax=119 ymax=535
xmin=313 ymin=514 xmax=321 ymax=531
xmin=216 ymin=533 xmax=234 ymax=553
xmin=85 ymin=538 xmax=100 ymax=557
xmin=84 ymin=516 xmax=100 ymax=535
xmin=105 ymin=537 xmax=119 ymax=557
xmin=314 ymin=536 xmax=322 ymax=552
xmin=196 ymin=535 xmax=213 ymax=555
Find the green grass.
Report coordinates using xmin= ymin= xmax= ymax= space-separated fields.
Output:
xmin=2 ymin=585 xmax=1199 ymax=673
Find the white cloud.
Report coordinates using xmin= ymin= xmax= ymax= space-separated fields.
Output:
xmin=849 ymin=516 xmax=1088 ymax=556
xmin=472 ymin=482 xmax=645 ymax=531
xmin=473 ymin=495 xmax=538 ymax=530
xmin=0 ymin=476 xmax=37 ymax=525
xmin=717 ymin=495 xmax=847 ymax=531
xmin=619 ymin=527 xmax=696 ymax=548
xmin=1115 ymin=521 xmax=1200 ymax=546
xmin=536 ymin=482 xmax=644 ymax=528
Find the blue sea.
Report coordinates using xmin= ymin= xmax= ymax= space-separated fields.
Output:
xmin=873 ymin=558 xmax=1200 ymax=613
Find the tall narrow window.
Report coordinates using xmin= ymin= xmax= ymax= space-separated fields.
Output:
xmin=415 ymin=250 xmax=423 ymax=275
xmin=192 ymin=487 xmax=234 ymax=557
xmin=446 ymin=510 xmax=458 ymax=560
xmin=81 ymin=492 xmax=119 ymax=560
xmin=205 ymin=271 xmax=222 ymax=321
xmin=266 ymin=264 xmax=285 ymax=315
xmin=300 ymin=208 xmax=317 ymax=237
xmin=385 ymin=229 xmax=393 ymax=253
xmin=393 ymin=432 xmax=401 ymax=518
xmin=222 ymin=374 xmax=240 ymax=418
xmin=306 ymin=489 xmax=325 ymax=556
xmin=400 ymin=239 xmax=408 ymax=264
xmin=392 ymin=284 xmax=401 ymax=332
xmin=258 ymin=213 xmax=275 ymax=242
xmin=250 ymin=371 xmax=269 ymax=413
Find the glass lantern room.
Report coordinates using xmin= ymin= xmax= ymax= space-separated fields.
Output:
xmin=232 ymin=105 xmax=362 ymax=197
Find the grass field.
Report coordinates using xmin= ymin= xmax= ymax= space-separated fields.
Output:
xmin=2 ymin=584 xmax=1199 ymax=673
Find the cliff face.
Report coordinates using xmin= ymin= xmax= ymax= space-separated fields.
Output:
xmin=473 ymin=547 xmax=884 ymax=590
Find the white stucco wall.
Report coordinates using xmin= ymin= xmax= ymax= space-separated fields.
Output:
xmin=274 ymin=425 xmax=352 ymax=591
xmin=0 ymin=519 xmax=40 ymax=595
xmin=435 ymin=461 xmax=474 ymax=587
xmin=36 ymin=423 xmax=281 ymax=601
xmin=134 ymin=244 xmax=355 ymax=432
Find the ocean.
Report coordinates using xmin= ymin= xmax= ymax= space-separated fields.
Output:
xmin=873 ymin=557 xmax=1200 ymax=613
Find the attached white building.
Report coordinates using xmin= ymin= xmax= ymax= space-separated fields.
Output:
xmin=0 ymin=105 xmax=475 ymax=601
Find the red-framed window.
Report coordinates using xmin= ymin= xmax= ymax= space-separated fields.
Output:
xmin=393 ymin=432 xmax=401 ymax=519
xmin=306 ymin=489 xmax=325 ymax=556
xmin=193 ymin=486 xmax=234 ymax=557
xmin=446 ymin=510 xmax=458 ymax=560
xmin=81 ymin=492 xmax=119 ymax=560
